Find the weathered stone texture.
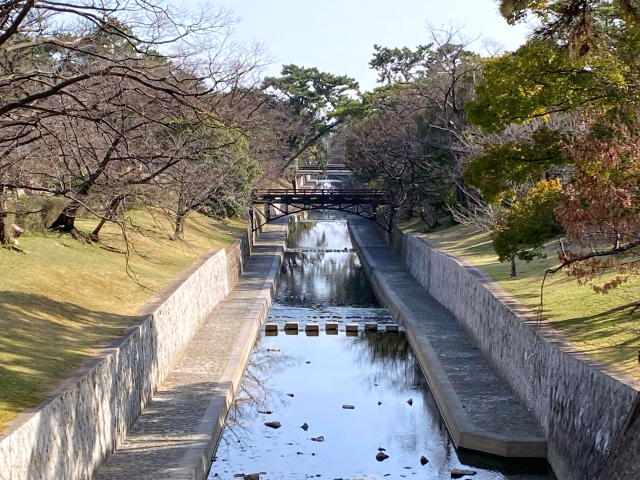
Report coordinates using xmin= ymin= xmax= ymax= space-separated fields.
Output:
xmin=393 ymin=229 xmax=640 ymax=480
xmin=598 ymin=399 xmax=640 ymax=480
xmin=0 ymin=231 xmax=250 ymax=480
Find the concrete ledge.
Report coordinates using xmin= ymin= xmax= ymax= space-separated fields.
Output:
xmin=371 ymin=272 xmax=546 ymax=458
xmin=349 ymin=221 xmax=547 ymax=459
xmin=177 ymin=235 xmax=285 ymax=480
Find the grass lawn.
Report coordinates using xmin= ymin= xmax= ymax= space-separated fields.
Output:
xmin=399 ymin=220 xmax=640 ymax=379
xmin=0 ymin=210 xmax=247 ymax=432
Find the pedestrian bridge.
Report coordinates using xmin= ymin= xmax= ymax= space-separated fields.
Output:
xmin=250 ymin=188 xmax=392 ymax=231
xmin=297 ymin=163 xmax=353 ymax=175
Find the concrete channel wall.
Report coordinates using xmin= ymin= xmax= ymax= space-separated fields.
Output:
xmin=375 ymin=226 xmax=640 ymax=480
xmin=0 ymin=232 xmax=252 ymax=480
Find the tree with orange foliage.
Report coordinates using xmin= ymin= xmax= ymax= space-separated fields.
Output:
xmin=552 ymin=120 xmax=640 ymax=301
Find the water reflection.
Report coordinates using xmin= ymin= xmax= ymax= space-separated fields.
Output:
xmin=345 ymin=331 xmax=424 ymax=392
xmin=210 ymin=333 xmax=554 ymax=480
xmin=278 ymin=219 xmax=378 ymax=308
xmin=286 ymin=219 xmax=352 ymax=249
xmin=278 ymin=251 xmax=377 ymax=307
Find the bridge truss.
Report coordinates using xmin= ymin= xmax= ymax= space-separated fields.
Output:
xmin=250 ymin=189 xmax=393 ymax=232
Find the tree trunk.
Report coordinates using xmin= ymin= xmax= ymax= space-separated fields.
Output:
xmin=510 ymin=256 xmax=517 ymax=277
xmin=50 ymin=136 xmax=122 ymax=233
xmin=91 ymin=216 xmax=108 ymax=240
xmin=422 ymin=207 xmax=440 ymax=230
xmin=91 ymin=195 xmax=123 ymax=239
xmin=388 ymin=206 xmax=398 ymax=232
xmin=49 ymin=199 xmax=81 ymax=232
xmin=172 ymin=211 xmax=186 ymax=239
xmin=0 ymin=186 xmax=10 ymax=245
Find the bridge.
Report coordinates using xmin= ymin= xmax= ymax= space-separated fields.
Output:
xmin=250 ymin=188 xmax=393 ymax=231
xmin=297 ymin=163 xmax=353 ymax=175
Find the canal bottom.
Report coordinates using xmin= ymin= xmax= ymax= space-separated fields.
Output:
xmin=208 ymin=327 xmax=554 ymax=480
xmin=209 ymin=216 xmax=554 ymax=480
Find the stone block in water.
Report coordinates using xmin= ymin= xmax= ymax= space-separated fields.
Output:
xmin=325 ymin=321 xmax=339 ymax=332
xmin=284 ymin=321 xmax=299 ymax=333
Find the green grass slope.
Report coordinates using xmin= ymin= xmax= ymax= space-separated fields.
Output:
xmin=401 ymin=221 xmax=640 ymax=378
xmin=0 ymin=210 xmax=247 ymax=431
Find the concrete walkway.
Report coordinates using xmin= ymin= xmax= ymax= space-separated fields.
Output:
xmin=93 ymin=224 xmax=286 ymax=480
xmin=349 ymin=219 xmax=547 ymax=458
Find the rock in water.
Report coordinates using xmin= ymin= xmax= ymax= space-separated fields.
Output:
xmin=286 ymin=393 xmax=294 ymax=397
xmin=378 ymin=447 xmax=386 ymax=452
xmin=257 ymin=410 xmax=273 ymax=414
xmin=407 ymin=398 xmax=413 ymax=406
xmin=451 ymin=469 xmax=476 ymax=478
xmin=420 ymin=455 xmax=429 ymax=466
xmin=264 ymin=421 xmax=281 ymax=429
xmin=311 ymin=436 xmax=324 ymax=442
xmin=376 ymin=452 xmax=389 ymax=461
xmin=300 ymin=422 xmax=309 ymax=431
xmin=342 ymin=405 xmax=355 ymax=409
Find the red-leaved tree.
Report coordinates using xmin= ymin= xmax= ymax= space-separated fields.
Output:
xmin=553 ymin=120 xmax=640 ymax=299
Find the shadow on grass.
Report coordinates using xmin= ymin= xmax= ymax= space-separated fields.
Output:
xmin=550 ymin=301 xmax=640 ymax=372
xmin=0 ymin=290 xmax=138 ymax=427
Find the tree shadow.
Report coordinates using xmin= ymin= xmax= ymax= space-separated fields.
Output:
xmin=0 ymin=290 xmax=138 ymax=428
xmin=550 ymin=301 xmax=640 ymax=374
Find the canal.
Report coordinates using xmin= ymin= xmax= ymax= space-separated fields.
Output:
xmin=208 ymin=215 xmax=555 ymax=480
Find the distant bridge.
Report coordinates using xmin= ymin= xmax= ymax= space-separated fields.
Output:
xmin=297 ymin=164 xmax=353 ymax=175
xmin=250 ymin=188 xmax=393 ymax=231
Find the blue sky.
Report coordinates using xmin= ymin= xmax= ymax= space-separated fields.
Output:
xmin=212 ymin=0 xmax=532 ymax=91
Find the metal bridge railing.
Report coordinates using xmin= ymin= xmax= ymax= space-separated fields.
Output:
xmin=252 ymin=188 xmax=388 ymax=197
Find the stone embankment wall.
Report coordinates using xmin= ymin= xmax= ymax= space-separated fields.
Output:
xmin=0 ymin=233 xmax=251 ymax=480
xmin=378 ymin=226 xmax=640 ymax=480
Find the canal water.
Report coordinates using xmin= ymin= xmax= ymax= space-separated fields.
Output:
xmin=209 ymin=216 xmax=555 ymax=480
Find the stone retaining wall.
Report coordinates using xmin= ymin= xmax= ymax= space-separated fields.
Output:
xmin=380 ymin=225 xmax=640 ymax=480
xmin=0 ymin=231 xmax=251 ymax=480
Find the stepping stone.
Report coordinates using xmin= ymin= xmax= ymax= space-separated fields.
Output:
xmin=284 ymin=322 xmax=299 ymax=333
xmin=325 ymin=321 xmax=339 ymax=332
xmin=385 ymin=324 xmax=399 ymax=333
xmin=364 ymin=322 xmax=378 ymax=331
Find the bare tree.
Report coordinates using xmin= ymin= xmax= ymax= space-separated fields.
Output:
xmin=0 ymin=0 xmax=269 ymax=243
xmin=153 ymin=123 xmax=260 ymax=239
xmin=344 ymin=26 xmax=482 ymax=228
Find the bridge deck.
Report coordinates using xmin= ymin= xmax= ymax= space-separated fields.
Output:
xmin=252 ymin=189 xmax=388 ymax=205
xmin=296 ymin=170 xmax=353 ymax=174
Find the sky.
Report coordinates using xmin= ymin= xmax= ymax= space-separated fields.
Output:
xmin=211 ymin=0 xmax=533 ymax=92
